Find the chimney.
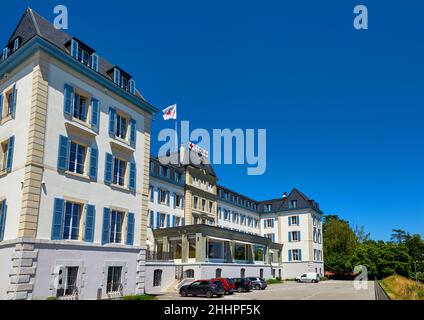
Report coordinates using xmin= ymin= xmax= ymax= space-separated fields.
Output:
xmin=282 ymin=192 xmax=288 ymax=198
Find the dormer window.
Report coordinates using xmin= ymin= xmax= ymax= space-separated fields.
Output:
xmin=112 ymin=67 xmax=135 ymax=94
xmin=69 ymin=39 xmax=99 ymax=72
xmin=289 ymin=200 xmax=298 ymax=209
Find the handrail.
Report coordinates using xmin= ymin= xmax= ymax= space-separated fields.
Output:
xmin=374 ymin=278 xmax=390 ymax=300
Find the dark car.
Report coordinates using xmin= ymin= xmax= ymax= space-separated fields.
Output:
xmin=247 ymin=277 xmax=267 ymax=290
xmin=211 ymin=278 xmax=236 ymax=295
xmin=179 ymin=280 xmax=225 ymax=298
xmin=232 ymin=278 xmax=252 ymax=293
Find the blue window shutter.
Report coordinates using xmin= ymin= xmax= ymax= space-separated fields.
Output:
xmin=51 ymin=198 xmax=65 ymax=240
xmin=297 ymin=216 xmax=300 ymax=226
xmin=172 ymin=215 xmax=176 ymax=227
xmin=126 ymin=213 xmax=135 ymax=245
xmin=113 ymin=68 xmax=121 ymax=86
xmin=288 ymin=217 xmax=292 ymax=226
xmin=89 ymin=147 xmax=98 ymax=180
xmin=166 ymin=215 xmax=170 ymax=227
xmin=0 ymin=93 xmax=3 ymax=121
xmin=299 ymin=250 xmax=302 ymax=261
xmin=181 ymin=195 xmax=184 ymax=209
xmin=91 ymin=53 xmax=99 ymax=72
xmin=101 ymin=208 xmax=111 ymax=244
xmin=173 ymin=193 xmax=177 ymax=209
xmin=91 ymin=98 xmax=99 ymax=128
xmin=0 ymin=200 xmax=7 ymax=241
xmin=71 ymin=39 xmax=79 ymax=58
xmin=272 ymin=234 xmax=275 ymax=242
xmin=6 ymin=136 xmax=14 ymax=173
xmin=64 ymin=84 xmax=74 ymax=116
xmin=129 ymin=79 xmax=135 ymax=94
xmin=288 ymin=250 xmax=292 ymax=262
xmin=130 ymin=119 xmax=136 ymax=146
xmin=263 ymin=220 xmax=266 ymax=229
xmin=288 ymin=232 xmax=292 ymax=242
xmin=298 ymin=231 xmax=301 ymax=241
xmin=10 ymin=84 xmax=17 ymax=118
xmin=108 ymin=107 xmax=116 ymax=135
xmin=104 ymin=153 xmax=113 ymax=184
xmin=166 ymin=191 xmax=170 ymax=206
xmin=129 ymin=162 xmax=136 ymax=192
xmin=156 ymin=213 xmax=160 ymax=228
xmin=84 ymin=205 xmax=95 ymax=242
xmin=57 ymin=135 xmax=69 ymax=171
xmin=150 ymin=211 xmax=154 ymax=228
xmin=182 ymin=218 xmax=185 ymax=226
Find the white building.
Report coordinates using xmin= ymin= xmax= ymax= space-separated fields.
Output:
xmin=0 ymin=9 xmax=157 ymax=300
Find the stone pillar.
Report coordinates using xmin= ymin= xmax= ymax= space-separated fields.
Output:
xmin=247 ymin=244 xmax=255 ymax=263
xmin=184 ymin=189 xmax=193 ymax=225
xmin=7 ymin=241 xmax=38 ymax=300
xmin=195 ymin=233 xmax=206 ymax=263
xmin=181 ymin=234 xmax=189 ymax=263
xmin=163 ymin=236 xmax=170 ymax=252
xmin=265 ymin=246 xmax=271 ymax=264
xmin=135 ymin=249 xmax=146 ymax=295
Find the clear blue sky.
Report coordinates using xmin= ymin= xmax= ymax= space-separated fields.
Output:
xmin=2 ymin=0 xmax=423 ymax=241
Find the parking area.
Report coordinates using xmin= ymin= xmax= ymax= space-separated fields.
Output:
xmin=157 ymin=281 xmax=375 ymax=300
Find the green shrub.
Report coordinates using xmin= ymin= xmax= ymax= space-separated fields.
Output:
xmin=46 ymin=297 xmax=58 ymax=301
xmin=122 ymin=294 xmax=157 ymax=300
xmin=320 ymin=277 xmax=329 ymax=281
xmin=267 ymin=278 xmax=283 ymax=285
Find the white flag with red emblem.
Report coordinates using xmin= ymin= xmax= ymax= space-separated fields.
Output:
xmin=162 ymin=104 xmax=177 ymax=120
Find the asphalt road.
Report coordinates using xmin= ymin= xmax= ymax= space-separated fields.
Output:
xmin=158 ymin=280 xmax=375 ymax=300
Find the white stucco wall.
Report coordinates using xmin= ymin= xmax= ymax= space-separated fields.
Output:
xmin=0 ymin=63 xmax=34 ymax=241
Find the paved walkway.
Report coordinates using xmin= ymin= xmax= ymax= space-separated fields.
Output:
xmin=157 ymin=280 xmax=375 ymax=300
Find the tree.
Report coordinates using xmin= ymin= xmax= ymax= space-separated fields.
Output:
xmin=323 ymin=215 xmax=358 ymax=273
xmin=348 ymin=241 xmax=412 ymax=279
xmin=354 ymin=225 xmax=371 ymax=244
xmin=391 ymin=229 xmax=407 ymax=243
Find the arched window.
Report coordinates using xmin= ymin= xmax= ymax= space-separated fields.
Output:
xmin=278 ymin=269 xmax=282 ymax=278
xmin=259 ymin=268 xmax=264 ymax=279
xmin=184 ymin=269 xmax=195 ymax=279
xmin=216 ymin=268 xmax=222 ymax=278
xmin=241 ymin=268 xmax=246 ymax=278
xmin=153 ymin=269 xmax=162 ymax=287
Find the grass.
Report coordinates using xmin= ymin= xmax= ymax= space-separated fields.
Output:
xmin=380 ymin=275 xmax=424 ymax=300
xmin=122 ymin=294 xmax=158 ymax=300
xmin=267 ymin=278 xmax=284 ymax=285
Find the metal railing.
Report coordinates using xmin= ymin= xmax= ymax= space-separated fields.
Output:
xmin=146 ymin=250 xmax=175 ymax=261
xmin=374 ymin=278 xmax=390 ymax=300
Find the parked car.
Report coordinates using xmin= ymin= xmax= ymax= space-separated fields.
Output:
xmin=180 ymin=280 xmax=225 ymax=298
xmin=247 ymin=277 xmax=267 ymax=290
xmin=231 ymin=278 xmax=252 ymax=293
xmin=296 ymin=273 xmax=320 ymax=283
xmin=211 ymin=278 xmax=236 ymax=295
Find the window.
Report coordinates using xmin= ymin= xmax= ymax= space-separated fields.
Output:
xmin=240 ymin=268 xmax=246 ymax=278
xmin=201 ymin=199 xmax=206 ymax=211
xmin=216 ymin=268 xmax=222 ymax=278
xmin=290 ymin=231 xmax=301 ymax=242
xmin=106 ymin=266 xmax=122 ymax=293
xmin=175 ymin=217 xmax=182 ymax=227
xmin=1 ymin=86 xmax=16 ymax=119
xmin=63 ymin=202 xmax=83 ymax=240
xmin=73 ymin=93 xmax=88 ymax=122
xmin=174 ymin=172 xmax=182 ymax=183
xmin=153 ymin=269 xmax=162 ymax=287
xmin=193 ymin=196 xmax=199 ymax=209
xmin=289 ymin=216 xmax=299 ymax=226
xmin=260 ymin=269 xmax=264 ymax=279
xmin=150 ymin=161 xmax=155 ymax=173
xmin=175 ymin=194 xmax=183 ymax=208
xmin=184 ymin=269 xmax=195 ymax=279
xmin=265 ymin=218 xmax=274 ymax=229
xmin=149 ymin=186 xmax=154 ymax=202
xmin=264 ymin=204 xmax=272 ymax=212
xmin=290 ymin=249 xmax=302 ymax=261
xmin=77 ymin=47 xmax=90 ymax=67
xmin=158 ymin=213 xmax=166 ymax=229
xmin=116 ymin=114 xmax=128 ymax=140
xmin=109 ymin=210 xmax=124 ymax=243
xmin=0 ymin=138 xmax=13 ymax=173
xmin=289 ymin=200 xmax=298 ymax=209
xmin=208 ymin=201 xmax=213 ymax=213
xmin=159 ymin=189 xmax=167 ymax=204
xmin=68 ymin=142 xmax=87 ymax=175
xmin=113 ymin=158 xmax=127 ymax=186
xmin=56 ymin=266 xmax=79 ymax=298
xmin=235 ymin=244 xmax=247 ymax=260
xmin=254 ymin=246 xmax=265 ymax=261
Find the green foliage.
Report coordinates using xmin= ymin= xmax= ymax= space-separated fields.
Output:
xmin=46 ymin=296 xmax=58 ymax=300
xmin=122 ymin=294 xmax=157 ymax=300
xmin=320 ymin=276 xmax=329 ymax=281
xmin=347 ymin=241 xmax=412 ymax=279
xmin=267 ymin=278 xmax=283 ymax=285
xmin=323 ymin=215 xmax=358 ymax=272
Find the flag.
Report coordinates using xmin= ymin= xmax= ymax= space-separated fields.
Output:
xmin=162 ymin=104 xmax=177 ymax=120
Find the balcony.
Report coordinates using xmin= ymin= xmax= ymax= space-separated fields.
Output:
xmin=146 ymin=250 xmax=175 ymax=261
